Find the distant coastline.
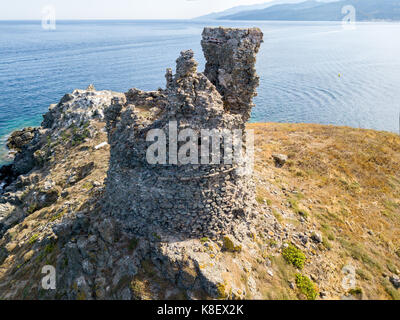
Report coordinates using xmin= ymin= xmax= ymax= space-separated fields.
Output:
xmin=196 ymin=0 xmax=400 ymax=22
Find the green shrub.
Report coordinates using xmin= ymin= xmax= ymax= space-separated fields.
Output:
xmin=29 ymin=234 xmax=39 ymax=245
xmin=82 ymin=181 xmax=93 ymax=190
xmin=27 ymin=203 xmax=38 ymax=214
xmin=348 ymin=288 xmax=363 ymax=297
xmin=295 ymin=274 xmax=318 ymax=300
xmin=44 ymin=243 xmax=55 ymax=254
xmin=282 ymin=244 xmax=306 ymax=269
xmin=256 ymin=195 xmax=264 ymax=204
xmin=200 ymin=237 xmax=210 ymax=243
xmin=269 ymin=240 xmax=278 ymax=247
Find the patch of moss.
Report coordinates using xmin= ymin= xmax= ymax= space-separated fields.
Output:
xmin=282 ymin=244 xmax=306 ymax=269
xmin=28 ymin=234 xmax=39 ymax=245
xmin=269 ymin=239 xmax=278 ymax=248
xmin=223 ymin=236 xmax=242 ymax=253
xmin=152 ymin=232 xmax=161 ymax=241
xmin=63 ymin=257 xmax=69 ymax=268
xmin=80 ymin=120 xmax=90 ymax=129
xmin=63 ymin=124 xmax=91 ymax=147
xmin=256 ymin=186 xmax=271 ymax=205
xmin=82 ymin=181 xmax=93 ymax=191
xmin=295 ymin=273 xmax=318 ymax=300
xmin=36 ymin=242 xmax=56 ymax=262
xmin=216 ymin=282 xmax=228 ymax=299
xmin=200 ymin=237 xmax=209 ymax=244
xmin=348 ymin=287 xmax=363 ymax=298
xmin=383 ymin=199 xmax=400 ymax=213
xmin=27 ymin=203 xmax=38 ymax=214
xmin=50 ymin=208 xmax=68 ymax=222
xmin=60 ymin=130 xmax=71 ymax=142
xmin=272 ymin=209 xmax=283 ymax=223
xmin=44 ymin=243 xmax=55 ymax=254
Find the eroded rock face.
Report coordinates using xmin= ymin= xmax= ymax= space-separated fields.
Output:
xmin=104 ymin=28 xmax=263 ymax=239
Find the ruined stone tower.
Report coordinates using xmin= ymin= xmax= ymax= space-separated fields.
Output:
xmin=104 ymin=27 xmax=263 ymax=238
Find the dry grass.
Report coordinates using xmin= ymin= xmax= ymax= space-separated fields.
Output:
xmin=249 ymin=122 xmax=400 ymax=299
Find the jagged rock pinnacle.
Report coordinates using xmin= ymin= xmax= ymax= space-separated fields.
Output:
xmin=202 ymin=27 xmax=263 ymax=121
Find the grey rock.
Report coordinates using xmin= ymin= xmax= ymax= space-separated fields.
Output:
xmin=311 ymin=232 xmax=323 ymax=243
xmin=272 ymin=154 xmax=288 ymax=167
xmin=390 ymin=275 xmax=400 ymax=289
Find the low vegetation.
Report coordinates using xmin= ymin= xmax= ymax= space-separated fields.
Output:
xmin=250 ymin=122 xmax=400 ymax=299
xmin=295 ymin=273 xmax=318 ymax=300
xmin=282 ymin=244 xmax=306 ymax=269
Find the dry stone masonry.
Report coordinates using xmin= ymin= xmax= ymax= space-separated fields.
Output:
xmin=104 ymin=27 xmax=263 ymax=238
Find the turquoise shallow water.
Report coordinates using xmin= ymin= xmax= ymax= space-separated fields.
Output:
xmin=1 ymin=20 xmax=400 ymax=165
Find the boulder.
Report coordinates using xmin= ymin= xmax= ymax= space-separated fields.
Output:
xmin=390 ymin=275 xmax=400 ymax=289
xmin=6 ymin=127 xmax=36 ymax=151
xmin=272 ymin=153 xmax=288 ymax=167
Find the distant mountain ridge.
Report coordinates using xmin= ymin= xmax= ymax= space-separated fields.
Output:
xmin=199 ymin=0 xmax=400 ymax=21
xmin=195 ymin=0 xmax=336 ymax=20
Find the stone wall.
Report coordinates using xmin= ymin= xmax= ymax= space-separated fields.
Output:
xmin=104 ymin=27 xmax=263 ymax=238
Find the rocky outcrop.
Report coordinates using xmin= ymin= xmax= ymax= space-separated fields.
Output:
xmin=104 ymin=27 xmax=263 ymax=239
xmin=42 ymin=89 xmax=119 ymax=130
xmin=7 ymin=128 xmax=37 ymax=151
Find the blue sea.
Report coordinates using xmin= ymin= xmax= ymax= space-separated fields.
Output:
xmin=1 ymin=20 xmax=400 ymax=165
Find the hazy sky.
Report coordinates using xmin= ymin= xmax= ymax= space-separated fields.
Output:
xmin=0 ymin=0 xmax=273 ymax=20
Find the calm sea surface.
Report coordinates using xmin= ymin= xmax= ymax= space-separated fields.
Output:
xmin=1 ymin=20 xmax=399 ymax=164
